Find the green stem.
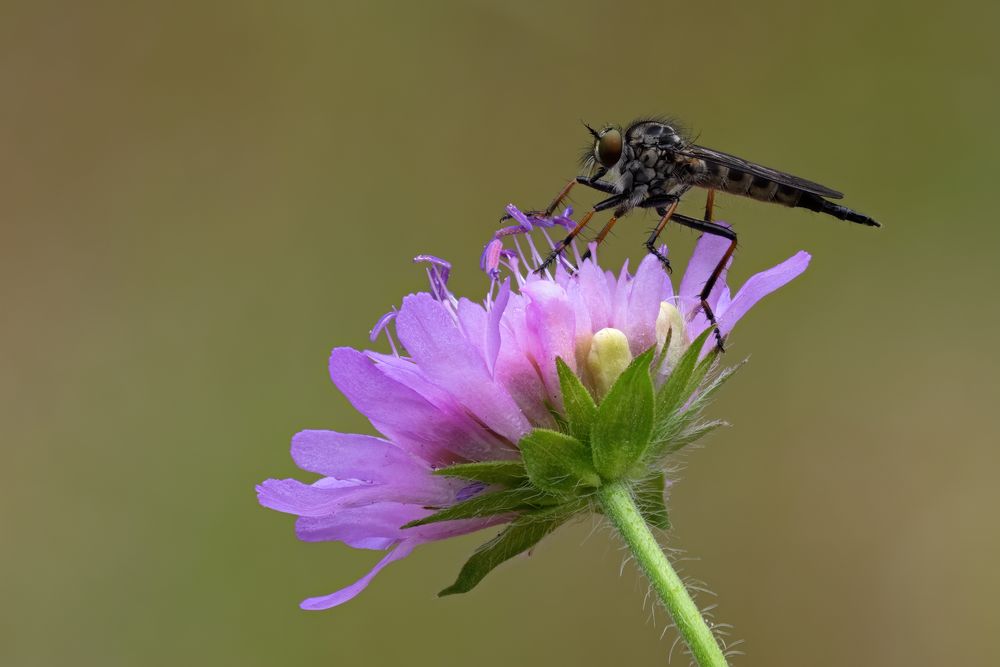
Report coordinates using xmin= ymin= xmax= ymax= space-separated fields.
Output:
xmin=598 ymin=480 xmax=728 ymax=667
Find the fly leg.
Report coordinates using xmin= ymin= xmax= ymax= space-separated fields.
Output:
xmin=579 ymin=203 xmax=627 ymax=263
xmin=499 ymin=179 xmax=576 ymax=224
xmin=670 ymin=213 xmax=737 ymax=352
xmin=557 ymin=173 xmax=627 ymax=264
xmin=704 ymin=189 xmax=716 ymax=221
xmin=500 ymin=169 xmax=615 ymax=223
xmin=635 ymin=195 xmax=681 ymax=274
xmin=578 ymin=216 xmax=620 ymax=263
xmin=537 ymin=193 xmax=626 ymax=273
xmin=538 ymin=178 xmax=576 ymax=217
xmin=574 ymin=173 xmax=617 ymax=194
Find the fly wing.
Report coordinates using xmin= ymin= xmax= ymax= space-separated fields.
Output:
xmin=683 ymin=144 xmax=844 ymax=199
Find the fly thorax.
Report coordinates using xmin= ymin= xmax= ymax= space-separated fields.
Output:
xmin=607 ymin=145 xmax=636 ymax=193
xmin=677 ymin=156 xmax=707 ymax=183
xmin=626 ymin=147 xmax=663 ymax=187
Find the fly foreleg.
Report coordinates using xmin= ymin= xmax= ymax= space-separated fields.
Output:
xmin=537 ymin=193 xmax=626 ymax=273
xmin=500 ymin=169 xmax=616 ymax=224
xmin=499 ymin=178 xmax=576 ymax=224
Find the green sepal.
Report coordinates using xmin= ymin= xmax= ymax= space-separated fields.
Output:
xmin=590 ymin=347 xmax=656 ymax=481
xmin=547 ymin=405 xmax=570 ymax=433
xmin=433 ymin=460 xmax=528 ymax=487
xmin=663 ymin=419 xmax=726 ymax=455
xmin=633 ymin=473 xmax=671 ymax=530
xmin=555 ymin=357 xmax=597 ymax=445
xmin=520 ymin=428 xmax=600 ymax=495
xmin=655 ymin=326 xmax=715 ymax=420
xmin=650 ymin=359 xmax=741 ymax=458
xmin=401 ymin=488 xmax=548 ymax=529
xmin=678 ymin=360 xmax=743 ymax=419
xmin=438 ymin=503 xmax=580 ymax=596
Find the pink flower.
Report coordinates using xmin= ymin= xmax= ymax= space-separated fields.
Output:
xmin=257 ymin=205 xmax=810 ymax=610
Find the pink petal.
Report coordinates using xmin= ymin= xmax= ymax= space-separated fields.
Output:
xmin=329 ymin=347 xmax=505 ymax=465
xmin=575 ymin=258 xmax=612 ymax=331
xmin=610 ymin=259 xmax=631 ymax=329
xmin=486 ymin=278 xmax=511 ymax=375
xmin=717 ymin=251 xmax=811 ymax=335
xmin=256 ymin=476 xmax=452 ymax=517
xmin=623 ymin=254 xmax=669 ymax=354
xmin=364 ymin=352 xmax=515 ymax=462
xmin=522 ymin=280 xmax=577 ymax=406
xmin=492 ymin=299 xmax=556 ymax=428
xmin=395 ymin=294 xmax=530 ymax=443
xmin=299 ymin=540 xmax=418 ymax=610
xmin=295 ymin=502 xmax=430 ymax=549
xmin=456 ymin=298 xmax=488 ymax=362
xmin=296 ymin=503 xmax=511 ymax=550
xmin=679 ymin=229 xmax=733 ymax=312
xmin=290 ymin=430 xmax=430 ymax=482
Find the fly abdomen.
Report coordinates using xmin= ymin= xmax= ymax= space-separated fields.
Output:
xmin=699 ymin=162 xmax=791 ymax=204
xmin=796 ymin=193 xmax=881 ymax=227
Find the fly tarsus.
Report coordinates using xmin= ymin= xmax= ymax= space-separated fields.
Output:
xmin=643 ymin=240 xmax=672 ymax=274
xmin=699 ymin=299 xmax=727 ymax=352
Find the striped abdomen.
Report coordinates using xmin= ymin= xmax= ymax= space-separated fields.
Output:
xmin=693 ymin=159 xmax=879 ymax=226
xmin=697 ymin=161 xmax=803 ymax=207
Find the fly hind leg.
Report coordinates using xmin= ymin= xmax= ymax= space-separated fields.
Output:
xmin=670 ymin=213 xmax=737 ymax=352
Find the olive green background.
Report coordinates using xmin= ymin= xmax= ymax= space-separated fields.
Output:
xmin=3 ymin=1 xmax=998 ymax=665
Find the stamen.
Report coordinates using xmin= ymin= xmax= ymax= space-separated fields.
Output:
xmin=480 ymin=239 xmax=504 ymax=278
xmin=413 ymin=255 xmax=456 ymax=306
xmin=369 ymin=309 xmax=400 ymax=356
xmin=504 ymin=204 xmax=534 ymax=233
xmin=501 ymin=252 xmax=526 ymax=288
xmin=523 ymin=233 xmax=545 ymax=268
xmin=413 ymin=254 xmax=451 ymax=283
xmin=511 ymin=236 xmax=530 ymax=271
xmin=539 ymin=227 xmax=557 ymax=251
xmin=539 ymin=228 xmax=576 ymax=273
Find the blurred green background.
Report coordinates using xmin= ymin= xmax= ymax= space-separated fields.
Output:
xmin=2 ymin=1 xmax=998 ymax=665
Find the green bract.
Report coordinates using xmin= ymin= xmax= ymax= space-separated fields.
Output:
xmin=591 ymin=348 xmax=656 ymax=480
xmin=520 ymin=429 xmax=600 ymax=495
xmin=432 ymin=330 xmax=738 ymax=596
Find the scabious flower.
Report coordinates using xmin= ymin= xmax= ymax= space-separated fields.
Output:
xmin=257 ymin=204 xmax=810 ymax=611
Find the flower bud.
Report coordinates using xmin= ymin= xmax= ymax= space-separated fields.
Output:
xmin=655 ymin=302 xmax=687 ymax=371
xmin=587 ymin=327 xmax=633 ymax=399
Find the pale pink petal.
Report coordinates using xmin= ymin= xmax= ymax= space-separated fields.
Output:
xmin=395 ymin=294 xmax=531 ymax=443
xmin=717 ymin=251 xmax=811 ymax=335
xmin=623 ymin=254 xmax=669 ymax=354
xmin=485 ymin=278 xmax=511 ymax=375
xmin=299 ymin=541 xmax=418 ymax=610
xmin=522 ymin=280 xmax=576 ymax=406
xmin=290 ymin=430 xmax=428 ymax=482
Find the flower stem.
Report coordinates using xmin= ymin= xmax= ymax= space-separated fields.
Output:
xmin=597 ymin=480 xmax=728 ymax=667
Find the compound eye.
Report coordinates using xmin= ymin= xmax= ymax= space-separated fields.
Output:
xmin=597 ymin=129 xmax=622 ymax=168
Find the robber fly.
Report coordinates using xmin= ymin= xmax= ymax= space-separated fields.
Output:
xmin=527 ymin=117 xmax=879 ymax=349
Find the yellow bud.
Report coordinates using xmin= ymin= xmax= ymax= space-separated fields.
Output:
xmin=587 ymin=328 xmax=633 ymax=399
xmin=655 ymin=302 xmax=687 ymax=371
